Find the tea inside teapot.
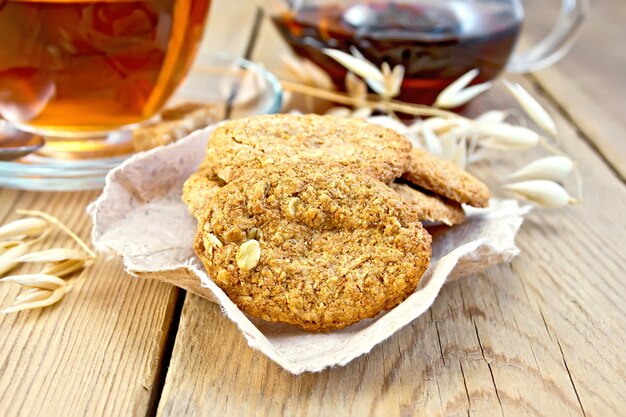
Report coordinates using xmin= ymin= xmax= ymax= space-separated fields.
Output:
xmin=272 ymin=0 xmax=523 ymax=105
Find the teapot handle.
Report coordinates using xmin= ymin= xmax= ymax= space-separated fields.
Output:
xmin=507 ymin=0 xmax=590 ymax=73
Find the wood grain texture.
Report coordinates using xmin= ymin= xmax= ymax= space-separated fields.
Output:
xmin=3 ymin=1 xmax=626 ymax=416
xmin=0 ymin=2 xmax=257 ymax=416
xmin=195 ymin=0 xmax=258 ymax=63
xmin=155 ymin=21 xmax=626 ymax=413
xmin=0 ymin=191 xmax=179 ymax=417
xmin=455 ymin=77 xmax=626 ymax=417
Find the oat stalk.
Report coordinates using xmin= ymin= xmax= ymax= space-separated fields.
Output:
xmin=16 ymin=248 xmax=90 ymax=263
xmin=0 ymin=218 xmax=48 ymax=240
xmin=209 ymin=56 xmax=582 ymax=209
xmin=280 ymin=80 xmax=460 ymax=118
xmin=0 ymin=210 xmax=96 ymax=314
xmin=16 ymin=210 xmax=95 ymax=258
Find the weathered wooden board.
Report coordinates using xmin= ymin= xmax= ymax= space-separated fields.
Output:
xmin=0 ymin=191 xmax=179 ymax=417
xmin=155 ymin=4 xmax=626 ymax=414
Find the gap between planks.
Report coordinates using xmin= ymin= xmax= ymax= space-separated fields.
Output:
xmin=150 ymin=76 xmax=626 ymax=416
xmin=147 ymin=1 xmax=264 ymax=413
xmin=0 ymin=191 xmax=182 ymax=417
xmin=142 ymin=3 xmax=626 ymax=414
xmin=146 ymin=289 xmax=187 ymax=417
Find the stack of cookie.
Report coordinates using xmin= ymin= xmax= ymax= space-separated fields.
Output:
xmin=183 ymin=114 xmax=489 ymax=331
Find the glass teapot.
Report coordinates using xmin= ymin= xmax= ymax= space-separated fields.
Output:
xmin=265 ymin=0 xmax=589 ymax=104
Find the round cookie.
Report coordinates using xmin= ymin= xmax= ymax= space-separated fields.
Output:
xmin=402 ymin=148 xmax=490 ymax=208
xmin=194 ymin=162 xmax=432 ymax=331
xmin=391 ymin=183 xmax=466 ymax=226
xmin=182 ymin=161 xmax=224 ymax=219
xmin=206 ymin=114 xmax=412 ymax=183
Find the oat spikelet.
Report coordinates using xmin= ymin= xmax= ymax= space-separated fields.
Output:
xmin=453 ymin=136 xmax=468 ymax=169
xmin=438 ymin=69 xmax=479 ymax=98
xmin=1 ymin=274 xmax=66 ymax=290
xmin=323 ymin=47 xmax=405 ymax=99
xmin=322 ymin=48 xmax=384 ymax=84
xmin=0 ymin=287 xmax=65 ymax=314
xmin=440 ymin=134 xmax=458 ymax=162
xmin=435 ymin=69 xmax=492 ymax=108
xmin=504 ymin=80 xmax=557 ymax=136
xmin=421 ymin=124 xmax=443 ymax=157
xmin=389 ymin=64 xmax=405 ymax=97
xmin=421 ymin=117 xmax=454 ymax=134
xmin=367 ymin=61 xmax=405 ymax=98
xmin=0 ymin=218 xmax=48 ymax=240
xmin=368 ymin=115 xmax=410 ymax=134
xmin=41 ymin=259 xmax=86 ymax=277
xmin=477 ymin=122 xmax=540 ymax=150
xmin=504 ymin=180 xmax=575 ymax=208
xmin=13 ymin=288 xmax=53 ymax=304
xmin=436 ymin=82 xmax=492 ymax=109
xmin=475 ymin=110 xmax=508 ymax=123
xmin=351 ymin=107 xmax=373 ymax=119
xmin=508 ymin=156 xmax=574 ymax=181
xmin=349 ymin=45 xmax=367 ymax=61
xmin=0 ymin=243 xmax=30 ymax=276
xmin=345 ymin=72 xmax=367 ymax=106
xmin=0 ymin=241 xmax=20 ymax=254
xmin=325 ymin=107 xmax=352 ymax=118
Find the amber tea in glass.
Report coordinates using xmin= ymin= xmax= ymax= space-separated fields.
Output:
xmin=0 ymin=0 xmax=210 ymax=136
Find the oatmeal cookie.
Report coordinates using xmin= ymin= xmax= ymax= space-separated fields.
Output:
xmin=182 ymin=161 xmax=224 ymax=219
xmin=206 ymin=114 xmax=412 ymax=183
xmin=194 ymin=162 xmax=432 ymax=331
xmin=402 ymin=148 xmax=490 ymax=207
xmin=391 ymin=183 xmax=465 ymax=226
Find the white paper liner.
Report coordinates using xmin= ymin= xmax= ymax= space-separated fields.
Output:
xmin=88 ymin=125 xmax=530 ymax=374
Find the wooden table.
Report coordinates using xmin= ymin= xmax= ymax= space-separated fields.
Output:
xmin=1 ymin=2 xmax=625 ymax=416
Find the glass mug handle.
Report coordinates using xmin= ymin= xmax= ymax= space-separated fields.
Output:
xmin=507 ymin=0 xmax=590 ymax=73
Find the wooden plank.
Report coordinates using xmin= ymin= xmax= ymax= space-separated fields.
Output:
xmin=520 ymin=0 xmax=626 ymax=179
xmin=194 ymin=0 xmax=259 ymax=63
xmin=0 ymin=1 xmax=261 ymax=416
xmin=0 ymin=191 xmax=179 ymax=417
xmin=466 ymin=78 xmax=626 ymax=417
xmin=154 ymin=62 xmax=626 ymax=417
xmin=0 ymin=188 xmax=22 ymax=220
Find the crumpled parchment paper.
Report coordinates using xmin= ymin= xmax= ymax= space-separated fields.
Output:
xmin=88 ymin=125 xmax=531 ymax=374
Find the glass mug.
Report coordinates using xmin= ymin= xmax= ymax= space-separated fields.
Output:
xmin=267 ymin=0 xmax=589 ymax=105
xmin=0 ymin=0 xmax=211 ymax=137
